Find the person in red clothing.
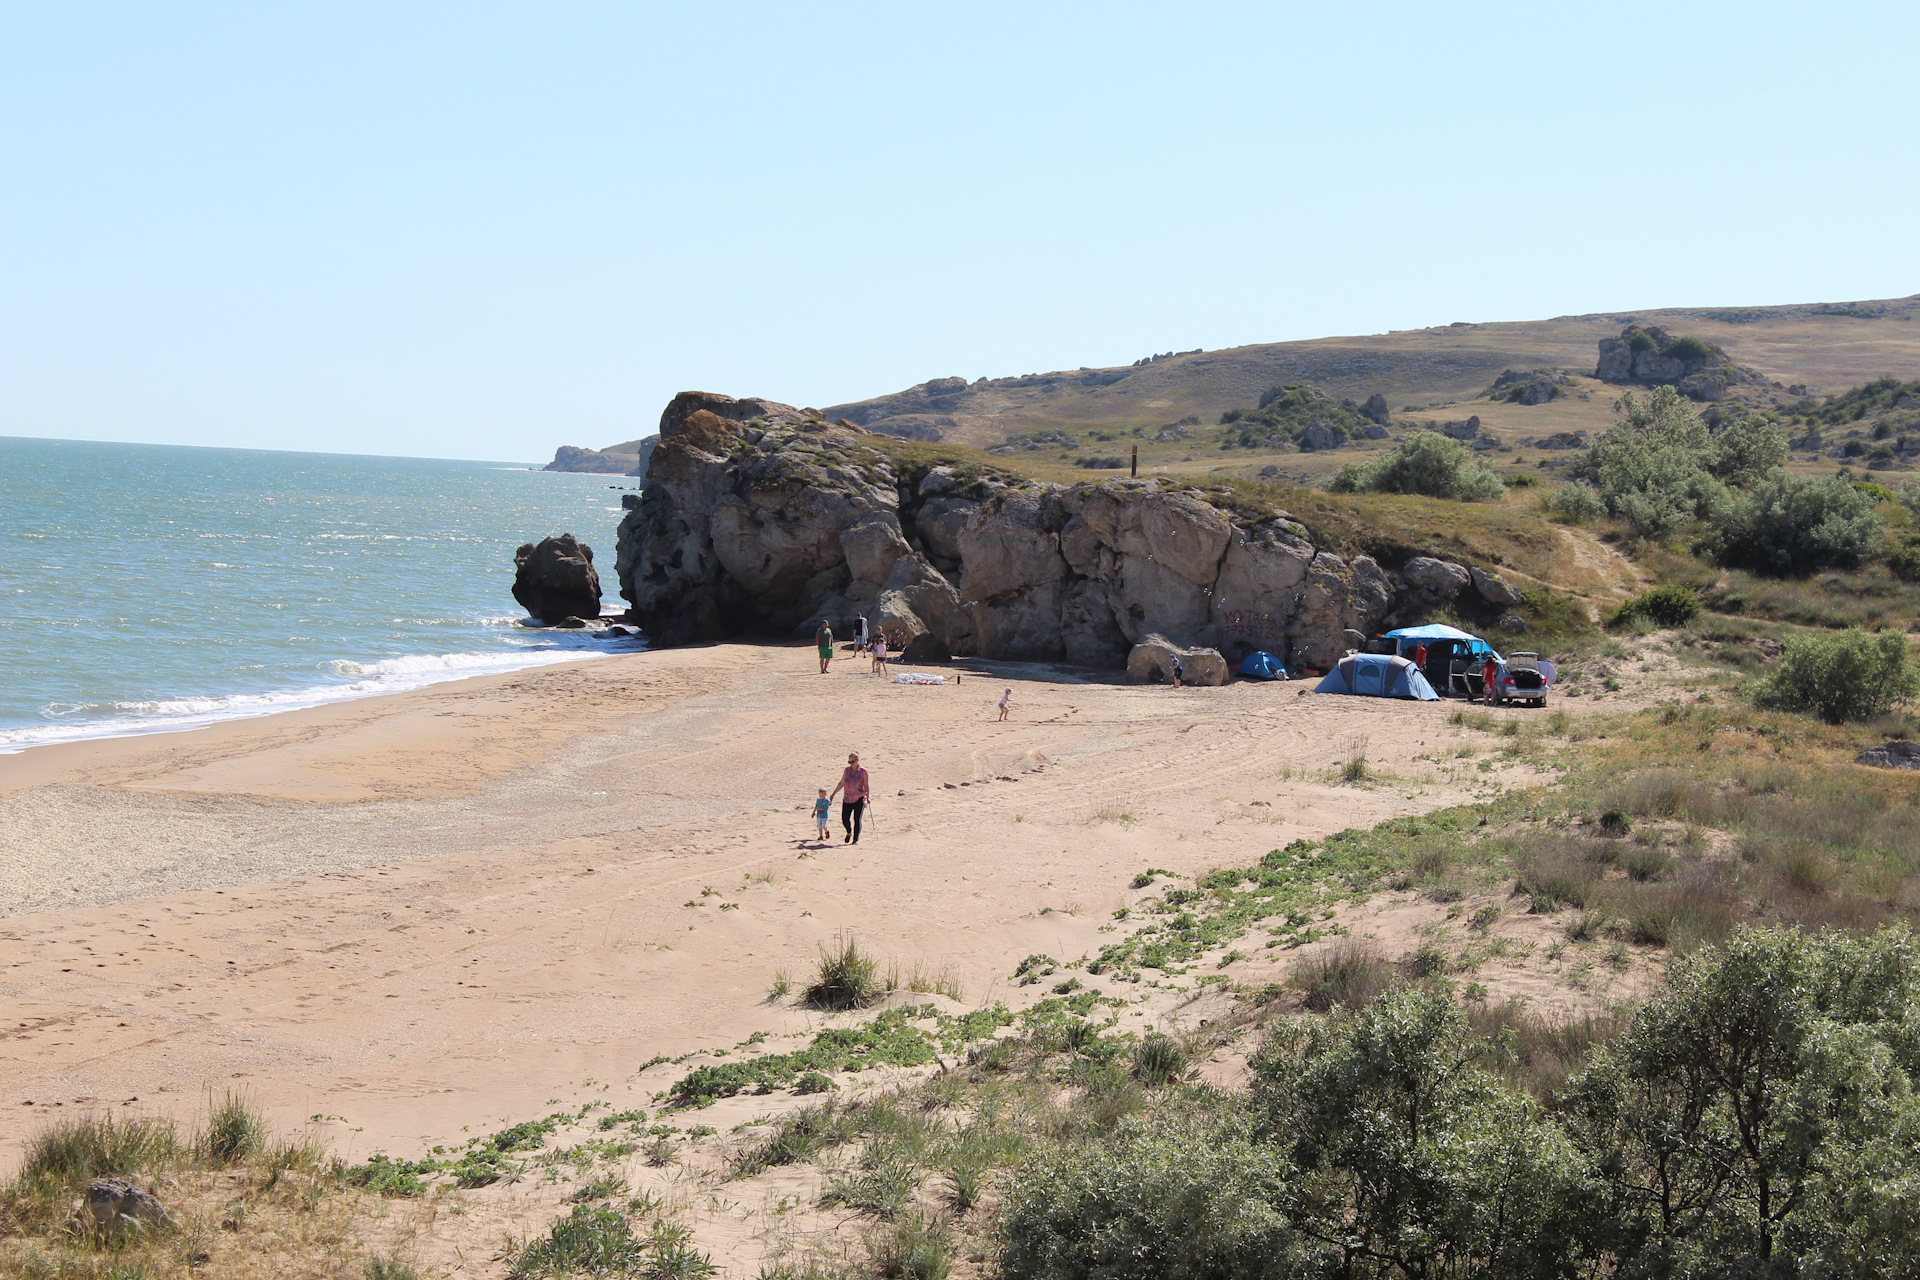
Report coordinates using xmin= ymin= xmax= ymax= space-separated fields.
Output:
xmin=830 ymin=751 xmax=870 ymax=844
xmin=1482 ymin=653 xmax=1501 ymax=706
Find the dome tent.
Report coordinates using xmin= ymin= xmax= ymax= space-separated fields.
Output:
xmin=1314 ymin=653 xmax=1440 ymax=700
xmin=1236 ymin=651 xmax=1288 ymax=680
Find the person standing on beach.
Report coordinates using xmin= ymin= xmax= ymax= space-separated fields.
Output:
xmin=816 ymin=621 xmax=834 ymax=674
xmin=997 ymin=687 xmax=1012 ymax=721
xmin=1169 ymin=654 xmax=1184 ymax=688
xmin=830 ymin=752 xmax=870 ymax=843
xmin=856 ymin=614 xmax=869 ymax=647
xmin=872 ymin=633 xmax=889 ymax=680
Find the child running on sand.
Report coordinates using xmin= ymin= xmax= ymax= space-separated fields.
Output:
xmin=997 ymin=687 xmax=1012 ymax=721
xmin=813 ymin=788 xmax=832 ymax=842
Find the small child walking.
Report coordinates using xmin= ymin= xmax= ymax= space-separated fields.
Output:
xmin=997 ymin=687 xmax=1012 ymax=721
xmin=812 ymin=788 xmax=832 ymax=843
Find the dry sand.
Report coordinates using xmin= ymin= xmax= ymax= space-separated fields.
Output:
xmin=0 ymin=642 xmax=1567 ymax=1176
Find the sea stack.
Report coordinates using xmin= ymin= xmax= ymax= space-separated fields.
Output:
xmin=513 ymin=533 xmax=602 ymax=623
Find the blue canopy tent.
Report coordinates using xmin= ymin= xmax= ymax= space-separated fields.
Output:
xmin=1314 ymin=653 xmax=1439 ymax=700
xmin=1236 ymin=651 xmax=1288 ymax=681
xmin=1383 ymin=624 xmax=1502 ymax=662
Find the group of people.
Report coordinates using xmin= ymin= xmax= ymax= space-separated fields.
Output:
xmin=815 ymin=615 xmax=891 ymax=678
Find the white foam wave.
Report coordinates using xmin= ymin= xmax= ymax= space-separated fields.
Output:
xmin=0 ymin=643 xmax=625 ymax=754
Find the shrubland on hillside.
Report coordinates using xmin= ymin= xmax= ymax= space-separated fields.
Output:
xmin=823 ymin=294 xmax=1920 ymax=487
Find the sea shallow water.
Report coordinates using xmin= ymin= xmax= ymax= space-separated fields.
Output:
xmin=0 ymin=436 xmax=639 ymax=753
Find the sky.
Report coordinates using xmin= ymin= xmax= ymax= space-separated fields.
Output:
xmin=4 ymin=2 xmax=1918 ymax=462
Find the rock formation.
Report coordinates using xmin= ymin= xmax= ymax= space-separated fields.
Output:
xmin=616 ymin=392 xmax=1522 ymax=670
xmin=1594 ymin=326 xmax=1769 ymax=402
xmin=1127 ymin=635 xmax=1229 ymax=686
xmin=513 ymin=534 xmax=602 ymax=623
xmin=1488 ymin=369 xmax=1571 ymax=405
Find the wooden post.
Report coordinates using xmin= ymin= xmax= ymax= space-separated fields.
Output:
xmin=1131 ymin=444 xmax=1138 ymax=477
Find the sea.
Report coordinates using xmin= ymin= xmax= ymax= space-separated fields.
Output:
xmin=0 ymin=435 xmax=638 ymax=754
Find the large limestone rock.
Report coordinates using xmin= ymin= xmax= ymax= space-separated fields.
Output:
xmin=1214 ymin=520 xmax=1316 ymax=656
xmin=1471 ymin=566 xmax=1524 ymax=607
xmin=958 ymin=490 xmax=1068 ymax=601
xmin=512 ymin=534 xmax=602 ymax=623
xmin=614 ymin=393 xmax=1452 ymax=668
xmin=1126 ymin=634 xmax=1229 ymax=686
xmin=1290 ymin=553 xmax=1392 ymax=669
xmin=1401 ymin=556 xmax=1472 ymax=599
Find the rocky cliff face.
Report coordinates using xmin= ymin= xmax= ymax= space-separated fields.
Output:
xmin=615 ymin=392 xmax=1519 ymax=668
xmin=543 ymin=436 xmax=660 ymax=475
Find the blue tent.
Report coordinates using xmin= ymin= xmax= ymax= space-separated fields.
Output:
xmin=1384 ymin=624 xmax=1502 ymax=662
xmin=1315 ymin=653 xmax=1440 ymax=700
xmin=1236 ymin=651 xmax=1288 ymax=680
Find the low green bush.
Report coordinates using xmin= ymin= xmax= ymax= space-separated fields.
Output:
xmin=1130 ymin=1035 xmax=1188 ymax=1086
xmin=1709 ymin=473 xmax=1884 ymax=574
xmin=1752 ymin=626 xmax=1920 ymax=723
xmin=999 ymin=1109 xmax=1311 ymax=1280
xmin=1612 ymin=584 xmax=1702 ymax=627
xmin=1329 ymin=431 xmax=1505 ymax=501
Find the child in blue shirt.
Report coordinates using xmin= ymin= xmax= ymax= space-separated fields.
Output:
xmin=813 ymin=789 xmax=832 ymax=842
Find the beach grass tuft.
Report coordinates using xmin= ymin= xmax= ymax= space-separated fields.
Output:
xmin=806 ymin=934 xmax=886 ymax=1011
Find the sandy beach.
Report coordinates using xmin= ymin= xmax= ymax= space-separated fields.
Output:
xmin=0 ymin=642 xmax=1544 ymax=1174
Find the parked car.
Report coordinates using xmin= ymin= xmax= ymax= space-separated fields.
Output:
xmin=1492 ymin=652 xmax=1555 ymax=706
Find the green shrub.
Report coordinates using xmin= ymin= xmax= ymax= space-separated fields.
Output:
xmin=1565 ymin=926 xmax=1920 ymax=1276
xmin=999 ymin=1109 xmax=1313 ymax=1280
xmin=1328 ymin=430 xmax=1505 ymax=501
xmin=1542 ymin=481 xmax=1607 ymax=524
xmin=1705 ymin=414 xmax=1789 ymax=487
xmin=1710 ymin=473 xmax=1884 ymax=574
xmin=1613 ymin=584 xmax=1701 ymax=628
xmin=1577 ymin=387 xmax=1727 ymax=539
xmin=1753 ymin=627 xmax=1920 ymax=723
xmin=1253 ymin=987 xmax=1598 ymax=1276
xmin=1130 ymin=1035 xmax=1188 ymax=1086
xmin=1887 ymin=539 xmax=1920 ymax=582
xmin=1665 ymin=334 xmax=1717 ymax=363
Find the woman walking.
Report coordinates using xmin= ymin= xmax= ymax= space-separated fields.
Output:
xmin=830 ymin=752 xmax=870 ymax=844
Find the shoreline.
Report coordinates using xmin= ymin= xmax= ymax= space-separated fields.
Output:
xmin=0 ymin=633 xmax=627 ymax=758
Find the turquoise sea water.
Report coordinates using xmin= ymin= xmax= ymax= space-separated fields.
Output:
xmin=0 ymin=436 xmax=636 ymax=753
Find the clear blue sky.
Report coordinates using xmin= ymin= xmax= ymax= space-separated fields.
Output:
xmin=4 ymin=2 xmax=1917 ymax=462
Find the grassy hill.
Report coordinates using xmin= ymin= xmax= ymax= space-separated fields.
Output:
xmin=825 ymin=294 xmax=1920 ymax=486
